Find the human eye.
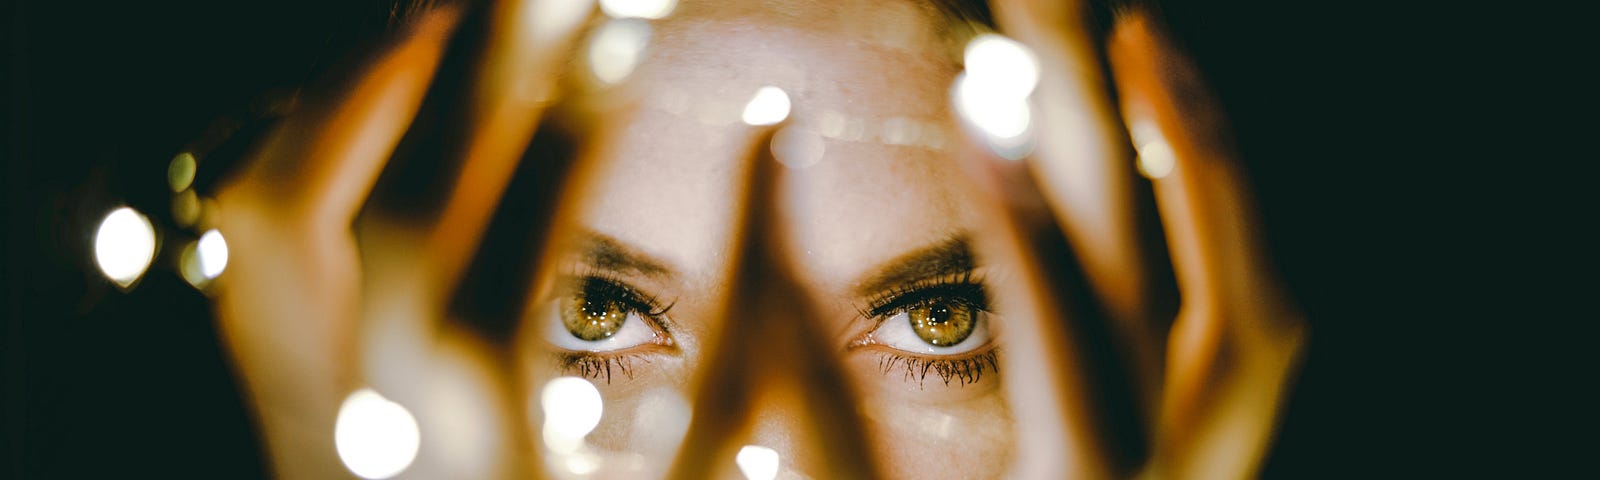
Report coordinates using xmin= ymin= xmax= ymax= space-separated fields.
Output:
xmin=541 ymin=273 xmax=676 ymax=383
xmin=850 ymin=272 xmax=999 ymax=388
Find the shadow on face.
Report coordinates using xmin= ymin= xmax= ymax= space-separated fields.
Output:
xmin=519 ymin=1 xmax=1014 ymax=477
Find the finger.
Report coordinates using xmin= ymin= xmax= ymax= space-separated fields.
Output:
xmin=218 ymin=7 xmax=460 ymax=231
xmin=667 ymin=124 xmax=880 ymax=480
xmin=361 ymin=0 xmax=596 ymax=291
xmin=1107 ymin=11 xmax=1307 ymax=478
xmin=347 ymin=2 xmax=596 ymax=476
xmin=988 ymin=0 xmax=1172 ymax=414
xmin=206 ymin=9 xmax=459 ymax=478
xmin=953 ymin=132 xmax=1137 ymax=478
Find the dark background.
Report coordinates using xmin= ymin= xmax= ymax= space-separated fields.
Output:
xmin=3 ymin=0 xmax=1580 ymax=477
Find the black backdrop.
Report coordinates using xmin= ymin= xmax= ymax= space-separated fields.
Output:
xmin=4 ymin=0 xmax=1581 ymax=477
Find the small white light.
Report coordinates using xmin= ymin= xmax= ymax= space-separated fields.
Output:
xmin=735 ymin=445 xmax=780 ymax=480
xmin=1136 ymin=140 xmax=1176 ymax=179
xmin=335 ymin=388 xmax=421 ymax=480
xmin=954 ymin=73 xmax=1031 ymax=140
xmin=196 ymin=229 xmax=228 ymax=279
xmin=771 ymin=126 xmax=825 ymax=169
xmin=94 ymin=207 xmax=157 ymax=288
xmin=167 ymin=152 xmax=196 ymax=192
xmin=588 ymin=19 xmax=651 ymax=85
xmin=742 ymin=86 xmax=791 ymax=126
xmin=599 ymin=0 xmax=677 ymax=19
xmin=540 ymin=377 xmax=604 ymax=454
xmin=963 ymin=34 xmax=1040 ymax=96
xmin=953 ymin=73 xmax=1035 ymax=160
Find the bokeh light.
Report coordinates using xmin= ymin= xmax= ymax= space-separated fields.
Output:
xmin=772 ymin=126 xmax=824 ymax=169
xmin=172 ymin=189 xmax=201 ymax=227
xmin=335 ymin=388 xmax=421 ymax=480
xmin=742 ymin=86 xmax=791 ymax=126
xmin=167 ymin=152 xmax=196 ymax=192
xmin=1131 ymin=120 xmax=1176 ymax=179
xmin=599 ymin=0 xmax=677 ymax=19
xmin=963 ymin=34 xmax=1039 ymax=96
xmin=588 ymin=18 xmax=651 ymax=85
xmin=735 ymin=444 xmax=780 ymax=480
xmin=1136 ymin=139 xmax=1175 ymax=179
xmin=197 ymin=229 xmax=229 ymax=279
xmin=93 ymin=207 xmax=157 ymax=288
xmin=953 ymin=33 xmax=1041 ymax=160
xmin=540 ymin=376 xmax=604 ymax=455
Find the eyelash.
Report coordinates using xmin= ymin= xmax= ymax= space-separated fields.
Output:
xmin=554 ymin=351 xmax=653 ymax=384
xmin=551 ymin=270 xmax=675 ymax=383
xmin=857 ymin=271 xmax=999 ymax=387
xmin=567 ymin=269 xmax=674 ymax=319
xmin=860 ymin=270 xmax=988 ymax=319
xmin=876 ymin=349 xmax=1000 ymax=388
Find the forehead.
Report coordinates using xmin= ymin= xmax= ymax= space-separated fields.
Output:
xmin=571 ymin=1 xmax=976 ymax=287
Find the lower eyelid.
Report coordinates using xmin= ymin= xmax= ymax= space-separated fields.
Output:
xmin=870 ymin=346 xmax=1002 ymax=388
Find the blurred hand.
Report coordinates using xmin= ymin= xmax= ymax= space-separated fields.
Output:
xmin=964 ymin=1 xmax=1309 ymax=477
xmin=203 ymin=0 xmax=1304 ymax=478
xmin=209 ymin=1 xmax=593 ymax=477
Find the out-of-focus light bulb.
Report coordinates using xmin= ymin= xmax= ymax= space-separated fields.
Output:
xmin=94 ymin=207 xmax=157 ymax=288
xmin=167 ymin=152 xmax=196 ymax=192
xmin=735 ymin=445 xmax=780 ymax=480
xmin=196 ymin=229 xmax=228 ymax=279
xmin=1136 ymin=139 xmax=1175 ymax=179
xmin=1129 ymin=120 xmax=1176 ymax=179
xmin=955 ymin=34 xmax=1040 ymax=160
xmin=541 ymin=376 xmax=604 ymax=454
xmin=742 ymin=86 xmax=790 ymax=126
xmin=954 ymin=73 xmax=1031 ymax=140
xmin=963 ymin=34 xmax=1040 ymax=96
xmin=335 ymin=388 xmax=421 ymax=480
xmin=588 ymin=18 xmax=651 ymax=85
xmin=772 ymin=126 xmax=824 ymax=169
xmin=599 ymin=0 xmax=677 ymax=19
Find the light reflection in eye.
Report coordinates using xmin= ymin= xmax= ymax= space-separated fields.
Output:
xmin=540 ymin=376 xmax=604 ymax=454
xmin=545 ymin=301 xmax=658 ymax=352
xmin=735 ymin=444 xmax=781 ymax=480
xmin=871 ymin=309 xmax=992 ymax=355
xmin=599 ymin=0 xmax=677 ymax=19
xmin=588 ymin=18 xmax=651 ymax=85
xmin=335 ymin=388 xmax=422 ymax=480
xmin=94 ymin=206 xmax=157 ymax=289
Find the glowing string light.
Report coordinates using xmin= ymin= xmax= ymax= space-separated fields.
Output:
xmin=94 ymin=207 xmax=157 ymax=288
xmin=335 ymin=388 xmax=421 ymax=479
xmin=735 ymin=445 xmax=780 ymax=480
xmin=742 ymin=86 xmax=791 ymax=126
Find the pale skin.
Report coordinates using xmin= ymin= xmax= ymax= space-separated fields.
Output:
xmin=208 ymin=0 xmax=1304 ymax=478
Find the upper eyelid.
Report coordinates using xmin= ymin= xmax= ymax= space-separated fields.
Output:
xmin=860 ymin=270 xmax=987 ymax=318
xmin=553 ymin=271 xmax=681 ymax=334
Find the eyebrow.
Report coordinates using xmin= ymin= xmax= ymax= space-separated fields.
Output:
xmin=852 ymin=235 xmax=975 ymax=297
xmin=572 ymin=229 xmax=676 ymax=279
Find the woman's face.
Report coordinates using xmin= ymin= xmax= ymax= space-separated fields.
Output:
xmin=519 ymin=1 xmax=1013 ymax=477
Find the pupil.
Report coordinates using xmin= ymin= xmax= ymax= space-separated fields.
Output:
xmin=927 ymin=305 xmax=951 ymax=325
xmin=562 ymin=284 xmax=628 ymax=341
